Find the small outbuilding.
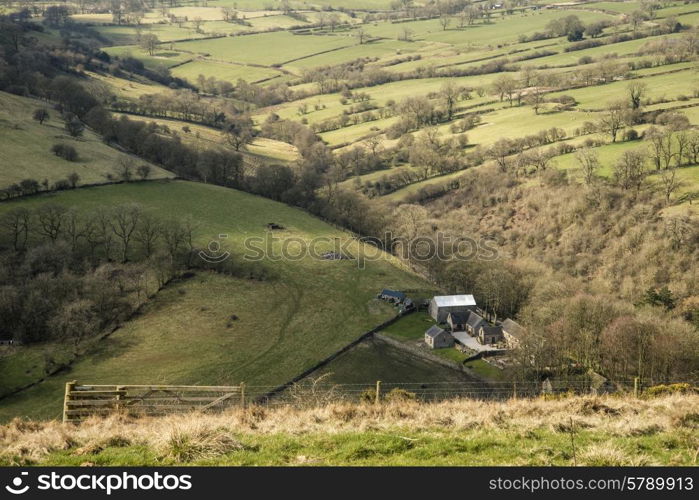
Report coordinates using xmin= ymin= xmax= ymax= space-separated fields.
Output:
xmin=424 ymin=325 xmax=454 ymax=349
xmin=378 ymin=289 xmax=406 ymax=304
xmin=478 ymin=325 xmax=504 ymax=345
xmin=428 ymin=294 xmax=477 ymax=323
xmin=501 ymin=318 xmax=525 ymax=348
xmin=465 ymin=311 xmax=487 ymax=336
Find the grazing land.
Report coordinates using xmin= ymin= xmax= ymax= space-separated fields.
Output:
xmin=0 ymin=180 xmax=428 ymax=421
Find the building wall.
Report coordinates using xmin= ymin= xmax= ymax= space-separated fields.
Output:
xmin=430 ymin=303 xmax=476 ymax=323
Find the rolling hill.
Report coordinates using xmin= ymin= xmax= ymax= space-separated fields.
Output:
xmin=0 ymin=180 xmax=429 ymax=421
xmin=0 ymin=91 xmax=174 ymax=191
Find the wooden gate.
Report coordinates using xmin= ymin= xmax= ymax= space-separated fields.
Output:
xmin=62 ymin=381 xmax=246 ymax=423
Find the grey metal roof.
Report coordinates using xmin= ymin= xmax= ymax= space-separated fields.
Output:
xmin=425 ymin=325 xmax=446 ymax=338
xmin=432 ymin=294 xmax=477 ymax=307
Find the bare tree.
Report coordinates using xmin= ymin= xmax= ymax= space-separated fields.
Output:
xmin=355 ymin=28 xmax=368 ymax=45
xmin=658 ymin=168 xmax=684 ymax=205
xmin=627 ymin=81 xmax=647 ymax=110
xmin=36 ymin=204 xmax=68 ymax=242
xmin=575 ymin=148 xmax=600 ymax=186
xmin=598 ymin=101 xmax=627 ymax=142
xmin=440 ymin=81 xmax=460 ymax=121
xmin=140 ymin=33 xmax=159 ymax=56
xmin=439 ymin=14 xmax=451 ymax=30
xmin=0 ymin=208 xmax=31 ymax=251
xmin=134 ymin=213 xmax=162 ymax=258
xmin=109 ymin=204 xmax=142 ymax=263
xmin=613 ymin=149 xmax=647 ymax=194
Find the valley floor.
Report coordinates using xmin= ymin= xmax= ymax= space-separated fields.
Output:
xmin=1 ymin=394 xmax=697 ymax=466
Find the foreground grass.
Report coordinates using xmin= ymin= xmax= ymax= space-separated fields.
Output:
xmin=1 ymin=394 xmax=697 ymax=466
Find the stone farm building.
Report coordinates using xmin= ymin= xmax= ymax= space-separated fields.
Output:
xmin=446 ymin=311 xmax=469 ymax=332
xmin=501 ymin=319 xmax=525 ymax=348
xmin=478 ymin=325 xmax=504 ymax=345
xmin=424 ymin=325 xmax=454 ymax=349
xmin=465 ymin=311 xmax=487 ymax=335
xmin=429 ymin=294 xmax=477 ymax=323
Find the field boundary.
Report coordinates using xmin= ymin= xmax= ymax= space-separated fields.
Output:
xmin=254 ymin=312 xmax=409 ymax=403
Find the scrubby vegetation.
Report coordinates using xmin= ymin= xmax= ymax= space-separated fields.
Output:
xmin=1 ymin=393 xmax=698 ymax=465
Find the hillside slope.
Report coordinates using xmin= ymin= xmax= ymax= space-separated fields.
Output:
xmin=0 ymin=180 xmax=429 ymax=420
xmin=0 ymin=91 xmax=173 ymax=190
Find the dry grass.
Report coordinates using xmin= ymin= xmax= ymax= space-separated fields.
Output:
xmin=1 ymin=394 xmax=698 ymax=465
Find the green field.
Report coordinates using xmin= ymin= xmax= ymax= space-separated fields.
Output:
xmin=314 ymin=338 xmax=478 ymax=386
xmin=171 ymin=59 xmax=283 ymax=84
xmin=0 ymin=180 xmax=428 ymax=420
xmin=0 ymin=92 xmax=173 ymax=190
xmin=173 ymin=31 xmax=354 ymax=66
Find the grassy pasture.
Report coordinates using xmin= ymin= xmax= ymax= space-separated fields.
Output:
xmin=171 ymin=59 xmax=283 ymax=83
xmin=283 ymin=39 xmax=422 ymax=73
xmin=0 ymin=92 xmax=173 ymax=190
xmin=173 ymin=31 xmax=353 ymax=66
xmin=104 ymin=45 xmax=193 ymax=70
xmin=111 ymin=113 xmax=299 ymax=164
xmin=364 ymin=9 xmax=616 ymax=47
xmin=94 ymin=24 xmax=210 ymax=45
xmin=548 ymin=67 xmax=699 ymax=110
xmin=0 ymin=180 xmax=428 ymax=420
xmin=85 ymin=71 xmax=162 ymax=100
xmin=314 ymin=337 xmax=477 ymax=386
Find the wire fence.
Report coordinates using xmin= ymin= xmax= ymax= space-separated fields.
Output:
xmin=250 ymin=378 xmax=699 ymax=408
xmin=62 ymin=379 xmax=699 ymax=421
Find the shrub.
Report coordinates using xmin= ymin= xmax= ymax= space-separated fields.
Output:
xmin=384 ymin=388 xmax=417 ymax=403
xmin=645 ymin=383 xmax=697 ymax=397
xmin=624 ymin=129 xmax=639 ymax=141
xmin=50 ymin=143 xmax=78 ymax=161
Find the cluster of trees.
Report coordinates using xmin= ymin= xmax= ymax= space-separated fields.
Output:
xmin=394 ymin=162 xmax=699 ymax=381
xmin=111 ymin=88 xmax=240 ymax=128
xmin=0 ymin=202 xmax=198 ymax=346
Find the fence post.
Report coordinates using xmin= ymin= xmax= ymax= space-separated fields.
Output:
xmin=240 ymin=382 xmax=246 ymax=409
xmin=115 ymin=385 xmax=124 ymax=413
xmin=375 ymin=380 xmax=381 ymax=404
xmin=63 ymin=380 xmax=76 ymax=424
xmin=633 ymin=377 xmax=639 ymax=398
xmin=512 ymin=381 xmax=517 ymax=399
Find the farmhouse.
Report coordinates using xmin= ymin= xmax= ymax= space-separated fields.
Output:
xmin=478 ymin=325 xmax=504 ymax=346
xmin=465 ymin=311 xmax=487 ymax=336
xmin=446 ymin=311 xmax=469 ymax=332
xmin=378 ymin=289 xmax=406 ymax=303
xmin=424 ymin=325 xmax=454 ymax=349
xmin=502 ymin=319 xmax=525 ymax=348
xmin=428 ymin=294 xmax=477 ymax=323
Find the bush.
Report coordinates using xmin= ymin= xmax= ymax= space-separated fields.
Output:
xmin=384 ymin=388 xmax=417 ymax=403
xmin=50 ymin=143 xmax=78 ymax=161
xmin=623 ymin=129 xmax=639 ymax=141
xmin=645 ymin=383 xmax=697 ymax=397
